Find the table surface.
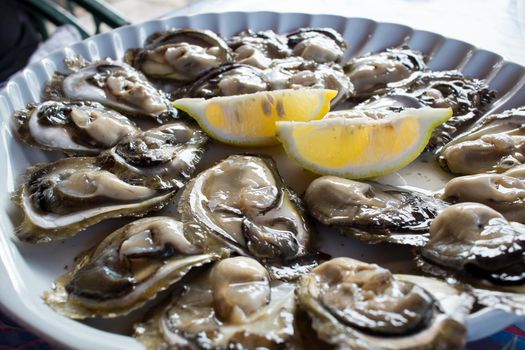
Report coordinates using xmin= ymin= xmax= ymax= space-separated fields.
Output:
xmin=3 ymin=0 xmax=525 ymax=349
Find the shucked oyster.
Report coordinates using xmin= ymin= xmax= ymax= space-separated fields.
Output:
xmin=44 ymin=217 xmax=219 ymax=319
xmin=126 ymin=29 xmax=232 ymax=82
xmin=344 ymin=47 xmax=427 ymax=99
xmin=296 ymin=258 xmax=470 ymax=350
xmin=14 ymin=157 xmax=175 ymax=243
xmin=179 ymin=155 xmax=314 ymax=263
xmin=438 ymin=107 xmax=525 ymax=174
xmin=304 ymin=176 xmax=447 ymax=246
xmin=46 ymin=57 xmax=177 ymax=123
xmin=13 ymin=100 xmax=139 ymax=155
xmin=135 ymin=257 xmax=296 ymax=350
xmin=228 ymin=29 xmax=291 ymax=69
xmin=286 ymin=27 xmax=346 ymax=64
xmin=355 ymin=70 xmax=495 ymax=148
xmin=439 ymin=173 xmax=525 ymax=223
xmin=418 ymin=202 xmax=525 ymax=315
xmin=99 ymin=122 xmax=208 ymax=190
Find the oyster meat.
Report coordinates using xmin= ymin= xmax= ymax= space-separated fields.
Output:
xmin=344 ymin=47 xmax=427 ymax=99
xmin=286 ymin=27 xmax=346 ymax=64
xmin=438 ymin=106 xmax=525 ymax=174
xmin=13 ymin=100 xmax=139 ymax=155
xmin=296 ymin=258 xmax=470 ymax=350
xmin=44 ymin=216 xmax=219 ymax=318
xmin=46 ymin=57 xmax=177 ymax=122
xmin=179 ymin=155 xmax=314 ymax=262
xmin=228 ymin=29 xmax=291 ymax=69
xmin=304 ymin=176 xmax=447 ymax=246
xmin=135 ymin=256 xmax=296 ymax=350
xmin=126 ymin=29 xmax=232 ymax=82
xmin=15 ymin=157 xmax=176 ymax=243
xmin=418 ymin=202 xmax=525 ymax=315
xmin=440 ymin=173 xmax=525 ymax=223
xmin=99 ymin=122 xmax=208 ymax=189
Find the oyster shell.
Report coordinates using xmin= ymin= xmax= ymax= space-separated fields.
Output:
xmin=418 ymin=202 xmax=525 ymax=315
xmin=134 ymin=256 xmax=296 ymax=350
xmin=439 ymin=173 xmax=525 ymax=223
xmin=14 ymin=157 xmax=176 ymax=243
xmin=44 ymin=216 xmax=219 ymax=319
xmin=286 ymin=27 xmax=346 ymax=64
xmin=228 ymin=29 xmax=291 ymax=69
xmin=179 ymin=155 xmax=314 ymax=262
xmin=356 ymin=70 xmax=496 ymax=148
xmin=438 ymin=107 xmax=525 ymax=174
xmin=46 ymin=57 xmax=177 ymax=123
xmin=13 ymin=100 xmax=139 ymax=155
xmin=344 ymin=47 xmax=427 ymax=99
xmin=304 ymin=176 xmax=447 ymax=246
xmin=296 ymin=258 xmax=470 ymax=350
xmin=99 ymin=122 xmax=208 ymax=190
xmin=125 ymin=29 xmax=232 ymax=82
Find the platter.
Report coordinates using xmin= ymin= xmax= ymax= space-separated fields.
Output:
xmin=1 ymin=11 xmax=525 ymax=350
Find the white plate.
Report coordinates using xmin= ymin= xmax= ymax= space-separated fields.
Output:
xmin=1 ymin=11 xmax=525 ymax=350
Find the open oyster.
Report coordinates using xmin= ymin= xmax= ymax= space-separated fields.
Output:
xmin=286 ymin=27 xmax=346 ymax=64
xmin=99 ymin=122 xmax=208 ymax=190
xmin=135 ymin=256 xmax=296 ymax=350
xmin=439 ymin=173 xmax=525 ymax=223
xmin=418 ymin=202 xmax=525 ymax=315
xmin=13 ymin=100 xmax=139 ymax=155
xmin=228 ymin=29 xmax=291 ymax=69
xmin=14 ymin=157 xmax=176 ymax=243
xmin=179 ymin=155 xmax=314 ymax=263
xmin=356 ymin=70 xmax=496 ymax=148
xmin=304 ymin=176 xmax=447 ymax=246
xmin=46 ymin=57 xmax=177 ymax=123
xmin=296 ymin=258 xmax=470 ymax=350
xmin=44 ymin=217 xmax=219 ymax=319
xmin=344 ymin=47 xmax=427 ymax=99
xmin=126 ymin=29 xmax=232 ymax=82
xmin=438 ymin=106 xmax=525 ymax=174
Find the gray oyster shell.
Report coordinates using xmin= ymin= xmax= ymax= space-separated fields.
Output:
xmin=286 ymin=27 xmax=347 ymax=64
xmin=304 ymin=176 xmax=447 ymax=246
xmin=438 ymin=106 xmax=525 ymax=174
xmin=44 ymin=216 xmax=220 ymax=319
xmin=13 ymin=100 xmax=140 ymax=156
xmin=134 ymin=257 xmax=296 ymax=350
xmin=418 ymin=202 xmax=525 ymax=315
xmin=14 ymin=157 xmax=176 ymax=243
xmin=46 ymin=57 xmax=177 ymax=123
xmin=344 ymin=47 xmax=427 ymax=99
xmin=126 ymin=28 xmax=232 ymax=82
xmin=178 ymin=155 xmax=315 ymax=263
xmin=296 ymin=258 xmax=470 ymax=350
xmin=98 ymin=122 xmax=208 ymax=190
xmin=228 ymin=29 xmax=291 ymax=69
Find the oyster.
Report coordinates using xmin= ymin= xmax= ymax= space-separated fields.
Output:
xmin=304 ymin=176 xmax=447 ymax=246
xmin=44 ymin=217 xmax=219 ymax=318
xmin=228 ymin=29 xmax=291 ymax=69
xmin=179 ymin=155 xmax=314 ymax=262
xmin=286 ymin=27 xmax=346 ymax=64
xmin=439 ymin=173 xmax=525 ymax=223
xmin=356 ymin=70 xmax=496 ymax=148
xmin=438 ymin=107 xmax=525 ymax=174
xmin=46 ymin=57 xmax=177 ymax=123
xmin=418 ymin=202 xmax=525 ymax=315
xmin=14 ymin=157 xmax=176 ymax=243
xmin=125 ymin=29 xmax=232 ymax=82
xmin=13 ymin=100 xmax=139 ymax=155
xmin=99 ymin=122 xmax=208 ymax=189
xmin=344 ymin=47 xmax=427 ymax=99
xmin=135 ymin=256 xmax=296 ymax=350
xmin=185 ymin=64 xmax=271 ymax=98
xmin=296 ymin=258 xmax=470 ymax=350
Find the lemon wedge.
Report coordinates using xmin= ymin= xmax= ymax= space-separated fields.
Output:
xmin=173 ymin=89 xmax=337 ymax=146
xmin=276 ymin=107 xmax=453 ymax=179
